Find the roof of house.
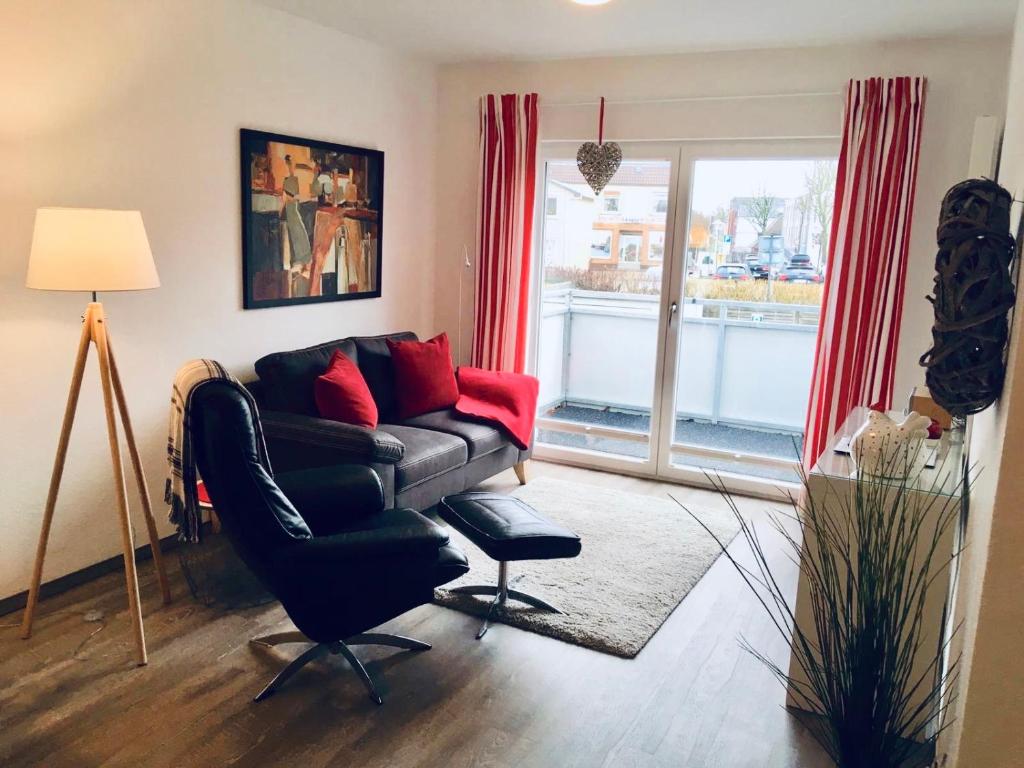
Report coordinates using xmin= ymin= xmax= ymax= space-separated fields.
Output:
xmin=548 ymin=161 xmax=671 ymax=188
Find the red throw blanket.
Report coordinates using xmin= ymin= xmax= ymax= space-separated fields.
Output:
xmin=455 ymin=367 xmax=539 ymax=450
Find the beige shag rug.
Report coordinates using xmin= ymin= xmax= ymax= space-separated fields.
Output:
xmin=433 ymin=476 xmax=740 ymax=658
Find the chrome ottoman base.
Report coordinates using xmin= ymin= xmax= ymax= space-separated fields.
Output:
xmin=448 ymin=560 xmax=563 ymax=639
xmin=439 ymin=491 xmax=582 ymax=640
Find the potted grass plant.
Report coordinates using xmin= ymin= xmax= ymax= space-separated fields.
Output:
xmin=679 ymin=446 xmax=965 ymax=768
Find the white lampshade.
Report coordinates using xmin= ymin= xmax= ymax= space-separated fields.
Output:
xmin=26 ymin=208 xmax=160 ymax=292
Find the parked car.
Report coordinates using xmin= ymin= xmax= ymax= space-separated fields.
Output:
xmin=713 ymin=264 xmax=752 ymax=281
xmin=789 ymin=253 xmax=812 ymax=267
xmin=747 ymin=261 xmax=771 ymax=280
xmin=748 ymin=235 xmax=788 ymax=279
xmin=776 ymin=266 xmax=824 ymax=284
xmin=747 ymin=258 xmax=784 ymax=280
xmin=744 ymin=255 xmax=767 ymax=279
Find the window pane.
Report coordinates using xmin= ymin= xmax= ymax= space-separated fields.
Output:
xmin=537 ymin=159 xmax=671 ymax=461
xmin=619 ymin=232 xmax=642 ymax=263
xmin=673 ymin=157 xmax=837 ymax=478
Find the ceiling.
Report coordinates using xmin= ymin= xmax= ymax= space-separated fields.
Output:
xmin=257 ymin=0 xmax=1016 ymax=63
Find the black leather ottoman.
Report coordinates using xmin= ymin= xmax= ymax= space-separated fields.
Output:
xmin=438 ymin=491 xmax=582 ymax=638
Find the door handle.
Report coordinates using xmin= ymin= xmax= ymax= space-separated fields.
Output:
xmin=669 ymin=301 xmax=679 ymax=326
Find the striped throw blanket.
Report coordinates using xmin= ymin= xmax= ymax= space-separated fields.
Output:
xmin=165 ymin=359 xmax=269 ymax=542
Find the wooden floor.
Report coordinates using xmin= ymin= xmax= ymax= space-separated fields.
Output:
xmin=0 ymin=461 xmax=832 ymax=767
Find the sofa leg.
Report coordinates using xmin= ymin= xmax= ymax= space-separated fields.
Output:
xmin=513 ymin=461 xmax=528 ymax=485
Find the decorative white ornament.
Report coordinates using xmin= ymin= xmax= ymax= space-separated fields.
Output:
xmin=850 ymin=410 xmax=932 ymax=479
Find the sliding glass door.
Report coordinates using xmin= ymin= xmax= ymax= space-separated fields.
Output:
xmin=531 ymin=145 xmax=680 ymax=473
xmin=530 ymin=140 xmax=838 ymax=495
xmin=656 ymin=146 xmax=837 ymax=492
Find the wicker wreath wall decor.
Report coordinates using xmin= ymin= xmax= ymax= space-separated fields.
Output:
xmin=919 ymin=178 xmax=1018 ymax=417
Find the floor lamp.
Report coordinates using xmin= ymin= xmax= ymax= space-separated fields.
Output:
xmin=21 ymin=207 xmax=172 ymax=666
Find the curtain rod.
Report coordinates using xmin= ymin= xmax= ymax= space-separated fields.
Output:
xmin=540 ymin=134 xmax=841 ymax=144
xmin=540 ymin=91 xmax=841 ymax=108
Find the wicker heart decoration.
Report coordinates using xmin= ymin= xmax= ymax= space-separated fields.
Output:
xmin=576 ymin=141 xmax=622 ymax=195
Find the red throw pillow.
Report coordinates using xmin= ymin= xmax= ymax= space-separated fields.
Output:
xmin=387 ymin=333 xmax=459 ymax=420
xmin=314 ymin=350 xmax=379 ymax=429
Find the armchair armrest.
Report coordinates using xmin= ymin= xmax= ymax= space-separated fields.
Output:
xmin=274 ymin=508 xmax=450 ymax=570
xmin=260 ymin=410 xmax=405 ymax=467
xmin=275 ymin=465 xmax=385 ymax=535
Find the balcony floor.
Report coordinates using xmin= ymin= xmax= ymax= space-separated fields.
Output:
xmin=539 ymin=403 xmax=803 ymax=483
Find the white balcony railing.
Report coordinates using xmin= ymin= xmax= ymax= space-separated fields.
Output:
xmin=538 ymin=287 xmax=820 ymax=434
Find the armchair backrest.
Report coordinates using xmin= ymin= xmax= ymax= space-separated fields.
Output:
xmin=189 ymin=381 xmax=312 ymax=585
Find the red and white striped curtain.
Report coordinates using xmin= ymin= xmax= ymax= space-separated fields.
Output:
xmin=473 ymin=93 xmax=539 ymax=373
xmin=803 ymin=77 xmax=926 ymax=467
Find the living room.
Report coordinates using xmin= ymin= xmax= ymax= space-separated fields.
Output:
xmin=2 ymin=1 xmax=1023 ymax=766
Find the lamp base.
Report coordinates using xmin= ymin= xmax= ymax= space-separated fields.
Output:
xmin=20 ymin=301 xmax=171 ymax=666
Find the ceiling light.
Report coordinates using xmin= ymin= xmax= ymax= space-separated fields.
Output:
xmin=571 ymin=0 xmax=613 ymax=5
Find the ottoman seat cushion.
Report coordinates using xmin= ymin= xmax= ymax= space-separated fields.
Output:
xmin=438 ymin=491 xmax=582 ymax=562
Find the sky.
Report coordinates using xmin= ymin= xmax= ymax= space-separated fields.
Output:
xmin=690 ymin=158 xmax=836 ymax=215
xmin=547 ymin=156 xmax=837 ymax=216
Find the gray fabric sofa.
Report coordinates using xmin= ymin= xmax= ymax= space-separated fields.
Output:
xmin=248 ymin=332 xmax=531 ymax=511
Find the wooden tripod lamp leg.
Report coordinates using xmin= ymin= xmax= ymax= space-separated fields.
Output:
xmin=106 ymin=336 xmax=172 ymax=606
xmin=21 ymin=307 xmax=94 ymax=640
xmin=91 ymin=303 xmax=148 ymax=666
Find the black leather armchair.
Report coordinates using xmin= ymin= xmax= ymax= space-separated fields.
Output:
xmin=189 ymin=380 xmax=469 ymax=703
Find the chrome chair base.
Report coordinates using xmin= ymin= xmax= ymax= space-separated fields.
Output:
xmin=448 ymin=561 xmax=563 ymax=639
xmin=250 ymin=630 xmax=431 ymax=703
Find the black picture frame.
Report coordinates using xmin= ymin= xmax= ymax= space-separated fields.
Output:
xmin=240 ymin=128 xmax=384 ymax=309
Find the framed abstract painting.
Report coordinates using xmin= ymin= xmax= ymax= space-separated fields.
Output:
xmin=240 ymin=128 xmax=384 ymax=309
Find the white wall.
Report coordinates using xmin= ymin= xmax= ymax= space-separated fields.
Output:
xmin=435 ymin=37 xmax=1011 ymax=413
xmin=942 ymin=2 xmax=1024 ymax=765
xmin=0 ymin=0 xmax=438 ymax=600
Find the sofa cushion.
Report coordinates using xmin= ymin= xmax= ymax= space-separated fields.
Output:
xmin=314 ymin=349 xmax=378 ymax=428
xmin=255 ymin=338 xmax=359 ymax=415
xmin=376 ymin=424 xmax=467 ymax=490
xmin=402 ymin=409 xmax=505 ymax=460
xmin=387 ymin=333 xmax=459 ymax=420
xmin=395 ymin=468 xmax=467 ymax=513
xmin=352 ymin=332 xmax=417 ymax=422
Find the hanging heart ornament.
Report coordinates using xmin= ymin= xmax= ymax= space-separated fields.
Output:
xmin=576 ymin=96 xmax=621 ymax=195
xmin=577 ymin=141 xmax=622 ymax=195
